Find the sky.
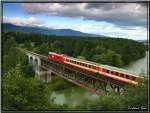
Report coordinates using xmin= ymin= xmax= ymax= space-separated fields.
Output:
xmin=3 ymin=2 xmax=148 ymax=40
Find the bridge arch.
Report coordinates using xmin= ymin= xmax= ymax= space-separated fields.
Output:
xmin=34 ymin=58 xmax=39 ymax=71
xmin=30 ymin=56 xmax=33 ymax=66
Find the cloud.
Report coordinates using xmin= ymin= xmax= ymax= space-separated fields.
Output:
xmin=21 ymin=3 xmax=147 ymax=27
xmin=74 ymin=21 xmax=147 ymax=40
xmin=3 ymin=16 xmax=45 ymax=26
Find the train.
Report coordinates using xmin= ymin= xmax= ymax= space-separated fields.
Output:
xmin=48 ymin=52 xmax=140 ymax=85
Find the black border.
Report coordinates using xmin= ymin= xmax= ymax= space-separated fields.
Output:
xmin=1 ymin=1 xmax=150 ymax=113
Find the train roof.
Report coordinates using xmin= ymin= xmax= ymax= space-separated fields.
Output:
xmin=66 ymin=56 xmax=140 ymax=77
xmin=48 ymin=52 xmax=65 ymax=56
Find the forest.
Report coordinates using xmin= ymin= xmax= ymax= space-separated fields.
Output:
xmin=2 ymin=31 xmax=148 ymax=111
xmin=2 ymin=31 xmax=146 ymax=67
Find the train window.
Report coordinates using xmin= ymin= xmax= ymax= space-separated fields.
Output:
xmin=106 ymin=70 xmax=109 ymax=73
xmin=89 ymin=65 xmax=91 ymax=68
xmin=131 ymin=76 xmax=136 ymax=80
xmin=120 ymin=73 xmax=124 ymax=77
xmin=85 ymin=64 xmax=87 ymax=67
xmin=126 ymin=75 xmax=130 ymax=79
xmin=93 ymin=66 xmax=96 ymax=69
xmin=111 ymin=71 xmax=113 ymax=74
xmin=102 ymin=69 xmax=105 ymax=72
xmin=92 ymin=66 xmax=94 ymax=69
xmin=116 ymin=72 xmax=119 ymax=76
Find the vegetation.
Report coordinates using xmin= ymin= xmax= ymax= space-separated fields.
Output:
xmin=3 ymin=64 xmax=51 ymax=110
xmin=2 ymin=31 xmax=148 ymax=111
xmin=2 ymin=36 xmax=52 ymax=110
xmin=76 ymin=80 xmax=148 ymax=111
xmin=2 ymin=31 xmax=146 ymax=67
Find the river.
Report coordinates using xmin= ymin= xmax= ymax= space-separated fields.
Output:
xmin=123 ymin=51 xmax=148 ymax=77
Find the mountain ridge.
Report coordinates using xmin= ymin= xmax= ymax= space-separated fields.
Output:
xmin=2 ymin=23 xmax=102 ymax=37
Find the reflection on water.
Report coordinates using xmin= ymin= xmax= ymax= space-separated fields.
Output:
xmin=50 ymin=88 xmax=99 ymax=106
xmin=124 ymin=51 xmax=148 ymax=76
xmin=50 ymin=92 xmax=66 ymax=105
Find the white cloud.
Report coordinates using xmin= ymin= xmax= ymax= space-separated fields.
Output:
xmin=73 ymin=22 xmax=147 ymax=40
xmin=3 ymin=16 xmax=45 ymax=26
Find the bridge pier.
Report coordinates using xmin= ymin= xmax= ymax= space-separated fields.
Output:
xmin=26 ymin=52 xmax=52 ymax=83
xmin=35 ymin=70 xmax=52 ymax=83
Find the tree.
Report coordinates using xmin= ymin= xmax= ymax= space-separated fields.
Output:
xmin=3 ymin=64 xmax=51 ymax=110
xmin=2 ymin=47 xmax=27 ymax=75
xmin=81 ymin=47 xmax=89 ymax=59
xmin=51 ymin=40 xmax=63 ymax=53
xmin=77 ymin=56 xmax=86 ymax=60
xmin=2 ymin=37 xmax=17 ymax=55
xmin=25 ymin=64 xmax=35 ymax=77
xmin=112 ymin=53 xmax=124 ymax=67
xmin=33 ymin=44 xmax=49 ymax=55
xmin=24 ymin=41 xmax=32 ymax=50
xmin=95 ymin=45 xmax=106 ymax=54
xmin=93 ymin=53 xmax=107 ymax=64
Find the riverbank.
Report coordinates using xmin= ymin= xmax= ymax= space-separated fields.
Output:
xmin=123 ymin=51 xmax=148 ymax=76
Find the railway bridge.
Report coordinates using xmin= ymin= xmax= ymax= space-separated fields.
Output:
xmin=23 ymin=49 xmax=140 ymax=95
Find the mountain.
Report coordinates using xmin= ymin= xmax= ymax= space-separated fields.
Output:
xmin=136 ymin=40 xmax=148 ymax=43
xmin=2 ymin=23 xmax=100 ymax=37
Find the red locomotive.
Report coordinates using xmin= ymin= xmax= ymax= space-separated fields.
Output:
xmin=48 ymin=52 xmax=139 ymax=85
xmin=48 ymin=52 xmax=65 ymax=62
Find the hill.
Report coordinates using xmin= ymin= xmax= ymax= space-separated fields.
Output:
xmin=2 ymin=23 xmax=100 ymax=37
